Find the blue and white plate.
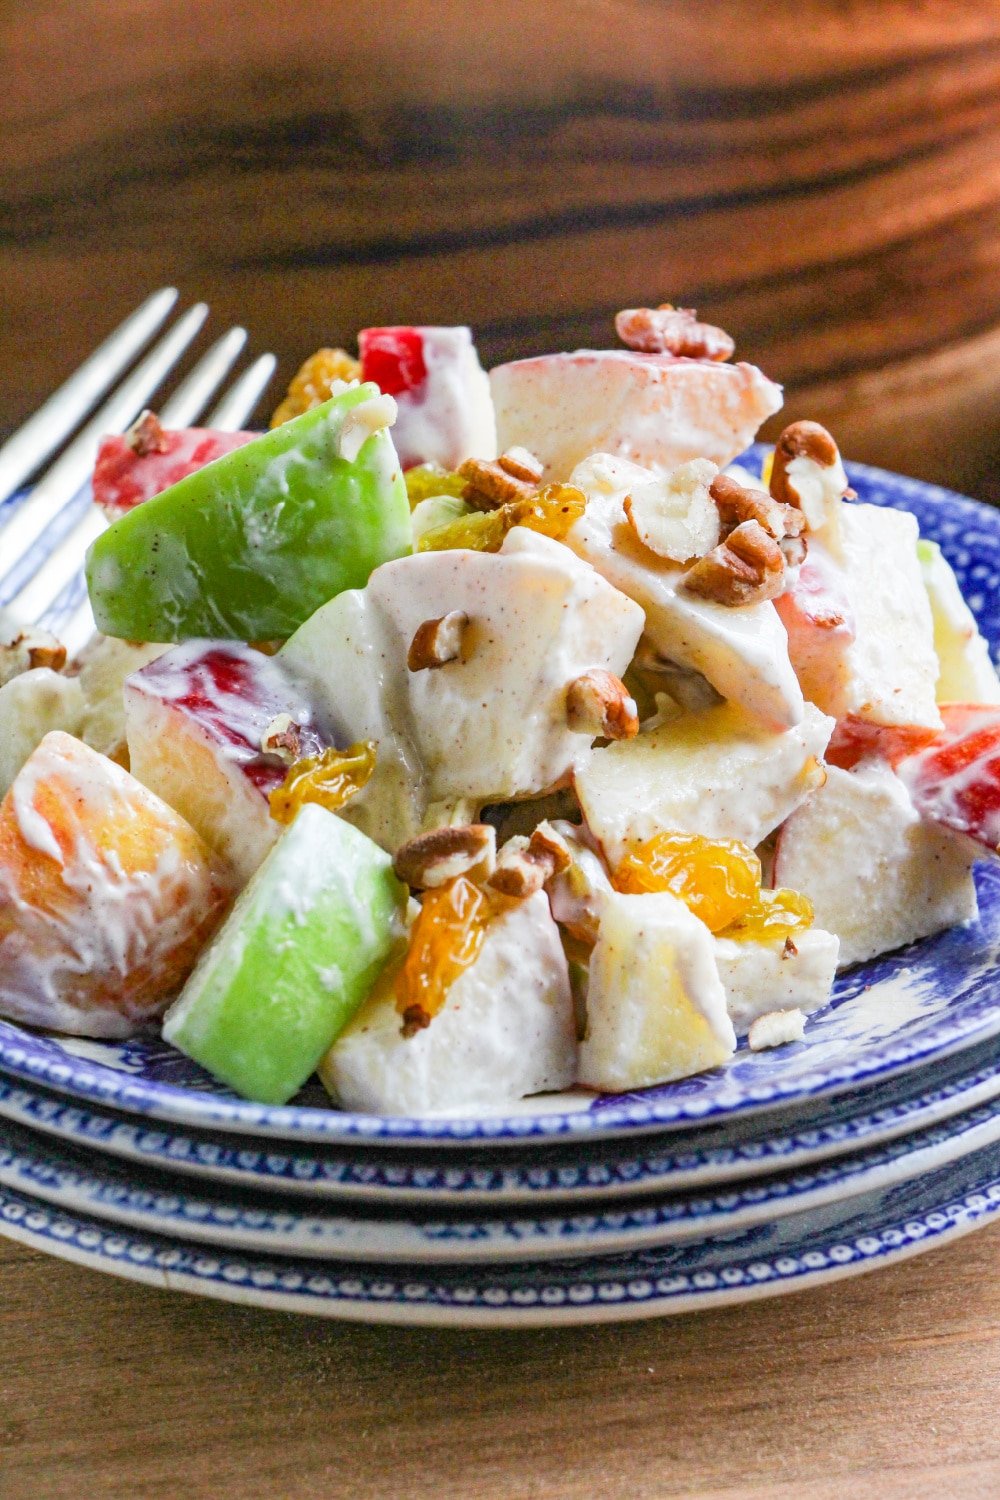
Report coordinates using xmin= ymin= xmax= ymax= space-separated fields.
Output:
xmin=4 ymin=1077 xmax=1000 ymax=1261
xmin=3 ymin=460 xmax=1000 ymax=1146
xmin=5 ymin=1034 xmax=1000 ymax=1204
xmin=3 ymin=1134 xmax=1000 ymax=1324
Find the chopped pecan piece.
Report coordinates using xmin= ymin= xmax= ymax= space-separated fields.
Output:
xmin=566 ymin=670 xmax=639 ymax=740
xmin=772 ymin=419 xmax=839 ymax=473
xmin=393 ymin=824 xmax=497 ymax=890
xmin=407 ymin=610 xmax=470 ymax=671
xmin=615 ymin=304 xmax=735 ymax=361
xmin=779 ymin=533 xmax=808 ymax=568
xmin=748 ymin=1008 xmax=806 ymax=1051
xmin=770 ymin=420 xmax=855 ymax=524
xmin=623 ymin=458 xmax=720 ymax=563
xmin=497 ymin=446 xmax=544 ymax=484
xmin=459 ymin=457 xmax=537 ymax=511
xmin=527 ymin=820 xmax=572 ymax=877
xmin=487 ymin=824 xmax=571 ymax=898
xmin=682 ymin=520 xmax=785 ymax=606
xmin=260 ymin=713 xmax=301 ymax=764
xmin=710 ymin=473 xmax=804 ymax=542
xmin=0 ymin=627 xmax=67 ymax=686
xmin=125 ymin=409 xmax=168 ymax=456
xmin=400 ymin=1003 xmax=432 ymax=1039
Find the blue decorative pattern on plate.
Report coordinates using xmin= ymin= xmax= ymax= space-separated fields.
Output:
xmin=2 ymin=1137 xmax=1000 ymax=1324
xmin=3 ymin=1081 xmax=1000 ymax=1261
xmin=3 ymin=459 xmax=1000 ymax=1145
xmin=4 ymin=1036 xmax=1000 ymax=1203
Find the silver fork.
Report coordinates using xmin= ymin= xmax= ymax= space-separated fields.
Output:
xmin=0 ymin=289 xmax=277 ymax=656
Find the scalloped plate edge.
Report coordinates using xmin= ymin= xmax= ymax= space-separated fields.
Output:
xmin=1 ymin=1172 xmax=998 ymax=1326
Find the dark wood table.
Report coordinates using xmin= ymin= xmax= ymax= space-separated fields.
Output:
xmin=5 ymin=1 xmax=1000 ymax=499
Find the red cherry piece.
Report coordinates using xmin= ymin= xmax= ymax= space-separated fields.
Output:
xmin=358 ymin=327 xmax=427 ymax=397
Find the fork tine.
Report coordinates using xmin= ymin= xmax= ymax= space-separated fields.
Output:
xmin=158 ymin=327 xmax=248 ymax=427
xmin=0 ymin=288 xmax=179 ymax=508
xmin=0 ymin=303 xmax=208 ymax=600
xmin=8 ymin=324 xmax=250 ymax=626
xmin=8 ymin=507 xmax=108 ymax=628
xmin=55 ymin=593 xmax=100 ymax=659
xmin=208 ymin=353 xmax=278 ymax=431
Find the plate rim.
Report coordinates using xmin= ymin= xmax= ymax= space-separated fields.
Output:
xmin=4 ymin=1035 xmax=1000 ymax=1203
xmin=2 ymin=1142 xmax=1000 ymax=1324
xmin=4 ymin=1081 xmax=1000 ymax=1262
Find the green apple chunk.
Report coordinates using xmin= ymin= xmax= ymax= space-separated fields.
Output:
xmin=85 ymin=384 xmax=411 ymax=642
xmin=917 ymin=538 xmax=1000 ymax=703
xmin=162 ymin=803 xmax=408 ymax=1104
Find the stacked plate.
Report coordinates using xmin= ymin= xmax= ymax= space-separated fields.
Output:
xmin=3 ymin=457 xmax=1000 ymax=1326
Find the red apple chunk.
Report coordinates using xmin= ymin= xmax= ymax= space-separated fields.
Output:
xmin=896 ymin=704 xmax=1000 ymax=850
xmin=124 ymin=641 xmax=333 ymax=887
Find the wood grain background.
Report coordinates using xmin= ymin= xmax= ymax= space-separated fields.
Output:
xmin=4 ymin=1 xmax=1000 ymax=498
xmin=6 ymin=1222 xmax=1000 ymax=1499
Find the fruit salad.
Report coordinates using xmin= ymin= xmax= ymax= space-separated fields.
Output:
xmin=2 ymin=306 xmax=999 ymax=1114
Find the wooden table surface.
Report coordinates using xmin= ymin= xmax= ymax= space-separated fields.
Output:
xmin=4 ymin=1219 xmax=1000 ymax=1498
xmin=6 ymin=0 xmax=1000 ymax=501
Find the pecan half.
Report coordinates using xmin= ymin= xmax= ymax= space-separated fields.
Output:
xmin=710 ymin=473 xmax=804 ymax=543
xmin=682 ymin=520 xmax=785 ymax=606
xmin=125 ymin=409 xmax=168 ymax=456
xmin=615 ymin=304 xmax=735 ymax=361
xmin=260 ymin=713 xmax=301 ymax=764
xmin=407 ymin=610 xmax=470 ymax=671
xmin=497 ymin=446 xmax=544 ymax=484
xmin=459 ymin=457 xmax=537 ymax=511
xmin=487 ymin=824 xmax=571 ymax=898
xmin=566 ymin=670 xmax=639 ymax=740
xmin=393 ymin=824 xmax=497 ymax=890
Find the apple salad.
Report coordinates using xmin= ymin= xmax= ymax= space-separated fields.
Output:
xmin=1 ymin=310 xmax=999 ymax=1114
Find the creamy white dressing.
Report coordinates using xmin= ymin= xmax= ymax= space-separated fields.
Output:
xmin=0 ymin=734 xmax=226 ymax=1036
xmin=898 ymin=710 xmax=1000 ymax=845
xmin=566 ymin=454 xmax=804 ymax=729
xmin=324 ymin=891 xmax=574 ymax=1115
xmin=336 ymin=394 xmax=398 ymax=464
xmin=390 ymin=327 xmax=497 ymax=470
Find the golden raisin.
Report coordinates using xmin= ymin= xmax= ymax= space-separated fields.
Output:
xmin=268 ymin=742 xmax=376 ymax=824
xmin=270 ymin=349 xmax=362 ymax=427
xmin=517 ymin=484 xmax=587 ymax=542
xmin=394 ymin=876 xmax=499 ymax=1031
xmin=404 ymin=463 xmax=467 ymax=509
xmin=417 ymin=484 xmax=587 ymax=554
xmin=717 ymin=887 xmax=814 ymax=943
xmin=418 ymin=507 xmax=512 ymax=554
xmin=613 ymin=831 xmax=761 ymax=933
